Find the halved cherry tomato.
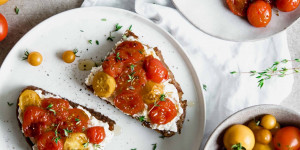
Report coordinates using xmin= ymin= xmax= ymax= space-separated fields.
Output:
xmin=102 ymin=53 xmax=124 ymax=78
xmin=276 ymin=0 xmax=300 ymax=12
xmin=115 ymin=41 xmax=144 ymax=64
xmin=61 ymin=108 xmax=89 ymax=133
xmin=37 ymin=131 xmax=63 ymax=150
xmin=41 ymin=98 xmax=69 ymax=123
xmin=22 ymin=106 xmax=51 ymax=137
xmin=148 ymin=99 xmax=177 ymax=124
xmin=0 ymin=13 xmax=8 ymax=41
xmin=114 ymin=90 xmax=144 ymax=115
xmin=86 ymin=126 xmax=106 ymax=144
xmin=247 ymin=0 xmax=272 ymax=27
xmin=273 ymin=126 xmax=300 ymax=150
xmin=226 ymin=0 xmax=251 ymax=17
xmin=143 ymin=55 xmax=168 ymax=83
xmin=116 ymin=64 xmax=147 ymax=93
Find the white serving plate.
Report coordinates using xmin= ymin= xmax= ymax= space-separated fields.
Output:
xmin=0 ymin=6 xmax=205 ymax=150
xmin=172 ymin=0 xmax=300 ymax=41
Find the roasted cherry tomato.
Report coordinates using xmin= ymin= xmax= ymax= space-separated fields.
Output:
xmin=0 ymin=14 xmax=8 ymax=41
xmin=37 ymin=131 xmax=63 ymax=150
xmin=115 ymin=41 xmax=145 ymax=64
xmin=25 ymin=51 xmax=43 ymax=66
xmin=247 ymin=0 xmax=272 ymax=27
xmin=116 ymin=64 xmax=147 ymax=93
xmin=86 ymin=126 xmax=106 ymax=144
xmin=144 ymin=55 xmax=168 ymax=83
xmin=62 ymin=50 xmax=77 ymax=63
xmin=148 ymin=99 xmax=177 ymax=124
xmin=226 ymin=0 xmax=251 ymax=17
xmin=261 ymin=114 xmax=276 ymax=129
xmin=22 ymin=106 xmax=51 ymax=137
xmin=102 ymin=53 xmax=124 ymax=78
xmin=41 ymin=98 xmax=69 ymax=123
xmin=114 ymin=90 xmax=145 ymax=115
xmin=276 ymin=0 xmax=299 ymax=12
xmin=273 ymin=126 xmax=300 ymax=150
xmin=61 ymin=108 xmax=89 ymax=133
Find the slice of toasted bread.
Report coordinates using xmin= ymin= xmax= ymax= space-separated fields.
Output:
xmin=17 ymin=85 xmax=115 ymax=149
xmin=85 ymin=30 xmax=187 ymax=137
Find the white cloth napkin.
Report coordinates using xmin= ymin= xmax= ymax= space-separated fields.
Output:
xmin=82 ymin=0 xmax=294 ymax=148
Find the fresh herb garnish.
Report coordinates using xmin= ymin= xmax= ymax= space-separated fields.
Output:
xmin=101 ymin=18 xmax=107 ymax=21
xmin=127 ymin=72 xmax=136 ymax=84
xmin=116 ymin=52 xmax=121 ymax=61
xmin=115 ymin=23 xmax=123 ymax=31
xmin=139 ymin=50 xmax=143 ymax=54
xmin=75 ymin=118 xmax=81 ymax=125
xmin=138 ymin=116 xmax=145 ymax=122
xmin=73 ymin=48 xmax=80 ymax=57
xmin=107 ymin=32 xmax=115 ymax=41
xmin=22 ymin=51 xmax=30 ymax=60
xmin=230 ymin=59 xmax=300 ymax=88
xmin=7 ymin=102 xmax=14 ymax=106
xmin=129 ymin=25 xmax=133 ymax=31
xmin=152 ymin=143 xmax=157 ymax=150
xmin=80 ymin=30 xmax=84 ymax=32
xmin=159 ymin=94 xmax=166 ymax=101
xmin=63 ymin=129 xmax=72 ymax=137
xmin=83 ymin=141 xmax=89 ymax=148
xmin=154 ymin=101 xmax=160 ymax=107
xmin=15 ymin=6 xmax=19 ymax=14
xmin=203 ymin=84 xmax=207 ymax=91
xmin=159 ymin=135 xmax=165 ymax=139
xmin=49 ymin=109 xmax=56 ymax=115
xmin=47 ymin=103 xmax=53 ymax=109
xmin=131 ymin=149 xmax=137 ymax=150
xmin=82 ymin=127 xmax=86 ymax=132
xmin=231 ymin=143 xmax=246 ymax=150
xmin=130 ymin=64 xmax=136 ymax=72
xmin=88 ymin=40 xmax=92 ymax=44
xmin=94 ymin=144 xmax=101 ymax=148
xmin=96 ymin=40 xmax=99 ymax=45
xmin=52 ymin=124 xmax=61 ymax=144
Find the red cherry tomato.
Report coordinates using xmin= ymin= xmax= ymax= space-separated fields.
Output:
xmin=247 ymin=0 xmax=272 ymax=27
xmin=226 ymin=0 xmax=251 ymax=17
xmin=114 ymin=90 xmax=145 ymax=115
xmin=143 ymin=55 xmax=169 ymax=83
xmin=115 ymin=41 xmax=145 ymax=64
xmin=102 ymin=53 xmax=124 ymax=78
xmin=148 ymin=99 xmax=177 ymax=125
xmin=273 ymin=126 xmax=300 ymax=150
xmin=61 ymin=108 xmax=89 ymax=133
xmin=41 ymin=98 xmax=69 ymax=123
xmin=0 ymin=13 xmax=8 ymax=41
xmin=116 ymin=64 xmax=147 ymax=93
xmin=86 ymin=126 xmax=106 ymax=144
xmin=276 ymin=0 xmax=300 ymax=12
xmin=22 ymin=106 xmax=51 ymax=137
xmin=37 ymin=131 xmax=63 ymax=150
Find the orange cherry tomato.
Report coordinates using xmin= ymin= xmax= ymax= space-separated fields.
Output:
xmin=62 ymin=50 xmax=76 ymax=63
xmin=226 ymin=0 xmax=251 ymax=17
xmin=247 ymin=0 xmax=272 ymax=27
xmin=273 ymin=126 xmax=300 ymax=150
xmin=0 ymin=13 xmax=8 ymax=41
xmin=22 ymin=106 xmax=51 ymax=137
xmin=116 ymin=64 xmax=147 ymax=93
xmin=148 ymin=99 xmax=177 ymax=124
xmin=114 ymin=90 xmax=145 ymax=115
xmin=115 ymin=41 xmax=145 ymax=64
xmin=102 ymin=53 xmax=124 ymax=78
xmin=276 ymin=0 xmax=300 ymax=12
xmin=143 ymin=55 xmax=169 ymax=83
xmin=61 ymin=108 xmax=89 ymax=133
xmin=27 ymin=51 xmax=43 ymax=66
xmin=41 ymin=98 xmax=69 ymax=123
xmin=86 ymin=126 xmax=106 ymax=144
xmin=37 ymin=131 xmax=63 ymax=150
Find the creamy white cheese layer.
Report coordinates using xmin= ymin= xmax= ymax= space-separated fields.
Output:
xmin=18 ymin=90 xmax=113 ymax=150
xmin=85 ymin=33 xmax=183 ymax=132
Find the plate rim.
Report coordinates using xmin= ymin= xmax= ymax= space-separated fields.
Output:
xmin=0 ymin=6 xmax=206 ymax=149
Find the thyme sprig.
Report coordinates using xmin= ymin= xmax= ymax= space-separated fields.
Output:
xmin=230 ymin=59 xmax=300 ymax=88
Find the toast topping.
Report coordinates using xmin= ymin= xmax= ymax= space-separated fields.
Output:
xmin=92 ymin=71 xmax=116 ymax=98
xmin=18 ymin=90 xmax=41 ymax=113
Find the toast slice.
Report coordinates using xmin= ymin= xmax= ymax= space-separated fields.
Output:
xmin=85 ymin=30 xmax=187 ymax=137
xmin=17 ymin=86 xmax=115 ymax=150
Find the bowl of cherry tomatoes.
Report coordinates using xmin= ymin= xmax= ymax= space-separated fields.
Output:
xmin=204 ymin=104 xmax=300 ymax=150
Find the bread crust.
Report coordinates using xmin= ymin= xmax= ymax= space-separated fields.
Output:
xmin=16 ymin=86 xmax=116 ymax=148
xmin=86 ymin=31 xmax=187 ymax=137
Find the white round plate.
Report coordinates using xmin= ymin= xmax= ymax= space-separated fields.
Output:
xmin=0 ymin=7 xmax=205 ymax=150
xmin=172 ymin=0 xmax=300 ymax=41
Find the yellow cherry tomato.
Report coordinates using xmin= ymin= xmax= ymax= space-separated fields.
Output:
xmin=254 ymin=129 xmax=272 ymax=144
xmin=64 ymin=133 xmax=88 ymax=150
xmin=253 ymin=142 xmax=272 ymax=150
xmin=142 ymin=81 xmax=164 ymax=104
xmin=18 ymin=90 xmax=41 ymax=112
xmin=62 ymin=50 xmax=77 ymax=63
xmin=92 ymin=71 xmax=116 ymax=98
xmin=261 ymin=114 xmax=276 ymax=129
xmin=223 ymin=124 xmax=255 ymax=150
xmin=247 ymin=120 xmax=263 ymax=131
xmin=0 ymin=0 xmax=8 ymax=5
xmin=27 ymin=51 xmax=43 ymax=66
xmin=270 ymin=122 xmax=280 ymax=135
